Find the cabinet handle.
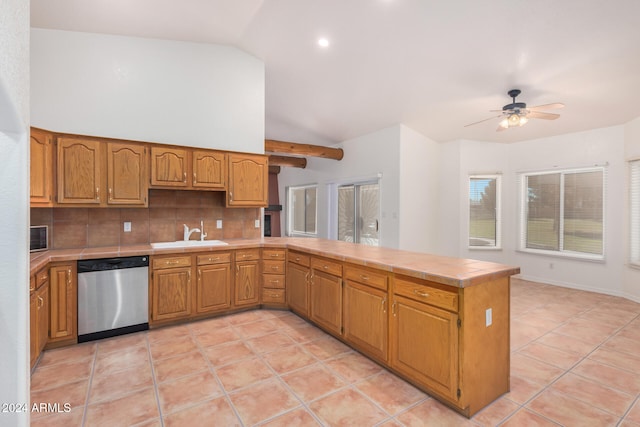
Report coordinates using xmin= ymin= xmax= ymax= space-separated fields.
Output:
xmin=193 ymin=172 xmax=197 ymax=184
xmin=183 ymin=172 xmax=187 ymax=183
xmin=323 ymin=265 xmax=329 ymax=270
xmin=229 ymin=191 xmax=233 ymax=201
xmin=236 ymin=265 xmax=240 ymax=273
xmin=305 ymin=272 xmax=310 ymax=282
xmin=198 ymin=270 xmax=201 ymax=281
xmin=392 ymin=301 xmax=397 ymax=317
xmin=30 ymin=286 xmax=35 ymax=293
xmin=67 ymin=269 xmax=71 ymax=287
xmin=208 ymin=257 xmax=219 ymax=262
xmin=270 ymin=254 xmax=280 ymax=258
xmin=108 ymin=188 xmax=113 ymax=201
xmin=166 ymin=260 xmax=180 ymax=265
xmin=37 ymin=296 xmax=43 ymax=308
xmin=269 ymin=280 xmax=280 ymax=285
xmin=382 ymin=297 xmax=387 ymax=313
xmin=360 ymin=275 xmax=369 ymax=281
xmin=187 ymin=270 xmax=191 ymax=282
xmin=271 ymin=266 xmax=279 ymax=271
xmin=413 ymin=289 xmax=430 ymax=298
xmin=95 ymin=187 xmax=100 ymax=201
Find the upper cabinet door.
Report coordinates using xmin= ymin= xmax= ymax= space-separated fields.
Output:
xmin=227 ymin=153 xmax=268 ymax=207
xmin=107 ymin=142 xmax=148 ymax=206
xmin=192 ymin=150 xmax=226 ymax=189
xmin=57 ymin=138 xmax=102 ymax=204
xmin=30 ymin=128 xmax=54 ymax=206
xmin=150 ymin=146 xmax=189 ymax=187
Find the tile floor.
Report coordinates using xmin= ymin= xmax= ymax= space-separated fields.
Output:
xmin=30 ymin=278 xmax=640 ymax=426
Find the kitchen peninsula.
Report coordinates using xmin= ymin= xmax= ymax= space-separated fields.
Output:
xmin=30 ymin=237 xmax=519 ymax=417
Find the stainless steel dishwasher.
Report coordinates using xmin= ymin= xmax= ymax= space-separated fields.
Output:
xmin=77 ymin=256 xmax=149 ymax=343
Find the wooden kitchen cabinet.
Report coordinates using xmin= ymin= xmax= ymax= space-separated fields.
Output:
xmin=30 ymin=127 xmax=54 ymax=207
xmin=30 ymin=268 xmax=50 ymax=368
xmin=286 ymin=252 xmax=310 ymax=317
xmin=262 ymin=249 xmax=286 ymax=306
xmin=151 ymin=255 xmax=193 ymax=322
xmin=309 ymin=257 xmax=343 ymax=336
xmin=192 ymin=150 xmax=226 ymax=189
xmin=227 ymin=153 xmax=268 ymax=207
xmin=195 ymin=253 xmax=232 ymax=314
xmin=234 ymin=249 xmax=261 ymax=307
xmin=106 ymin=142 xmax=148 ymax=206
xmin=343 ymin=265 xmax=389 ymax=363
xmin=390 ymin=292 xmax=459 ymax=400
xmin=150 ymin=146 xmax=189 ymax=188
xmin=48 ymin=263 xmax=77 ymax=345
xmin=56 ymin=137 xmax=102 ymax=205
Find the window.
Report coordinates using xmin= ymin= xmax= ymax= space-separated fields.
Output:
xmin=519 ymin=167 xmax=605 ymax=259
xmin=631 ymin=160 xmax=640 ymax=266
xmin=287 ymin=185 xmax=317 ymax=236
xmin=469 ymin=175 xmax=501 ymax=248
xmin=338 ymin=182 xmax=379 ymax=246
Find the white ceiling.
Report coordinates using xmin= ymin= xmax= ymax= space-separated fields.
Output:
xmin=31 ymin=0 xmax=640 ymax=144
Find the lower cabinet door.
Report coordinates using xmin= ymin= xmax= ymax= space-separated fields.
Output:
xmin=30 ymin=292 xmax=38 ymax=367
xmin=234 ymin=261 xmax=260 ymax=306
xmin=196 ymin=264 xmax=231 ymax=313
xmin=37 ymin=284 xmax=49 ymax=354
xmin=344 ymin=280 xmax=388 ymax=362
xmin=286 ymin=262 xmax=309 ymax=317
xmin=309 ymin=270 xmax=342 ymax=336
xmin=390 ymin=295 xmax=459 ymax=400
xmin=152 ymin=267 xmax=192 ymax=321
xmin=49 ymin=264 xmax=77 ymax=341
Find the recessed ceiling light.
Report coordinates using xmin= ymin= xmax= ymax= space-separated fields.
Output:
xmin=318 ymin=38 xmax=330 ymax=48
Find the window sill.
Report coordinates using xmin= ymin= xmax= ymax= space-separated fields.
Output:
xmin=516 ymin=248 xmax=605 ymax=263
xmin=468 ymin=246 xmax=502 ymax=251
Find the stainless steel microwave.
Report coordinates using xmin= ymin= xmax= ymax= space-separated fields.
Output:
xmin=30 ymin=226 xmax=48 ymax=252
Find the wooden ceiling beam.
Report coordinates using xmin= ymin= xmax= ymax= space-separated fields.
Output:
xmin=265 ymin=139 xmax=343 ymax=161
xmin=269 ymin=155 xmax=307 ymax=169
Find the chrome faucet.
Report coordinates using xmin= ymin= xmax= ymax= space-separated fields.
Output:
xmin=183 ymin=224 xmax=201 ymax=241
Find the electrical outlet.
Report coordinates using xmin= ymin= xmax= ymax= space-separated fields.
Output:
xmin=485 ymin=308 xmax=492 ymax=327
xmin=216 ymin=220 xmax=222 ymax=229
xmin=255 ymin=219 xmax=261 ymax=228
xmin=123 ymin=222 xmax=132 ymax=233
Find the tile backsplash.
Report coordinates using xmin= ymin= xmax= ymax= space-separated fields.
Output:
xmin=31 ymin=190 xmax=262 ymax=249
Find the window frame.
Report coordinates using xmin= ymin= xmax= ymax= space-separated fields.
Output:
xmin=518 ymin=166 xmax=606 ymax=261
xmin=468 ymin=174 xmax=502 ymax=250
xmin=286 ymin=184 xmax=318 ymax=237
xmin=630 ymin=159 xmax=640 ymax=267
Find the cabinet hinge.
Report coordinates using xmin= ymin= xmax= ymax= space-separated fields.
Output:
xmin=457 ymin=389 xmax=461 ymax=398
xmin=457 ymin=319 xmax=461 ymax=328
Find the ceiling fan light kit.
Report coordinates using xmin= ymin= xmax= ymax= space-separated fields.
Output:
xmin=466 ymin=89 xmax=564 ymax=132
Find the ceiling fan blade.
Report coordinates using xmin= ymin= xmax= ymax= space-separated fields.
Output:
xmin=464 ymin=115 xmax=503 ymax=127
xmin=528 ymin=103 xmax=565 ymax=111
xmin=527 ymin=111 xmax=560 ymax=120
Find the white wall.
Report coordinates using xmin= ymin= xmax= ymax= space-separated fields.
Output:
xmin=398 ymin=125 xmax=440 ymax=253
xmin=440 ymin=126 xmax=629 ymax=299
xmin=624 ymin=117 xmax=640 ymax=301
xmin=278 ymin=125 xmax=402 ymax=247
xmin=31 ymin=29 xmax=265 ymax=154
xmin=0 ymin=0 xmax=30 ymax=425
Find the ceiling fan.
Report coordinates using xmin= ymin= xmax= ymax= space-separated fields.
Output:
xmin=465 ymin=89 xmax=564 ymax=132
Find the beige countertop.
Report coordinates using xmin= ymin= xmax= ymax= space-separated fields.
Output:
xmin=30 ymin=237 xmax=520 ymax=288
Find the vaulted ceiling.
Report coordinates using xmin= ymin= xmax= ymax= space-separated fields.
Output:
xmin=31 ymin=0 xmax=640 ymax=144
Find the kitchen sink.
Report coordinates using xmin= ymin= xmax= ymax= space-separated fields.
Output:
xmin=150 ymin=240 xmax=229 ymax=249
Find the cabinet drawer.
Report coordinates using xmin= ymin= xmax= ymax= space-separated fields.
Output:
xmin=394 ymin=278 xmax=458 ymax=312
xmin=262 ymin=288 xmax=286 ymax=303
xmin=311 ymin=257 xmax=343 ymax=277
xmin=152 ymin=256 xmax=192 ymax=270
xmin=197 ymin=252 xmax=231 ymax=265
xmin=36 ymin=269 xmax=49 ymax=290
xmin=235 ymin=249 xmax=260 ymax=261
xmin=263 ymin=274 xmax=285 ymax=289
xmin=288 ymin=251 xmax=310 ymax=267
xmin=263 ymin=260 xmax=285 ymax=274
xmin=344 ymin=266 xmax=388 ymax=290
xmin=263 ymin=249 xmax=285 ymax=260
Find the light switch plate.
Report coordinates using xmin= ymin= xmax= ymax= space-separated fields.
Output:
xmin=216 ymin=220 xmax=222 ymax=229
xmin=123 ymin=222 xmax=132 ymax=233
xmin=255 ymin=219 xmax=261 ymax=228
xmin=485 ymin=308 xmax=492 ymax=327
